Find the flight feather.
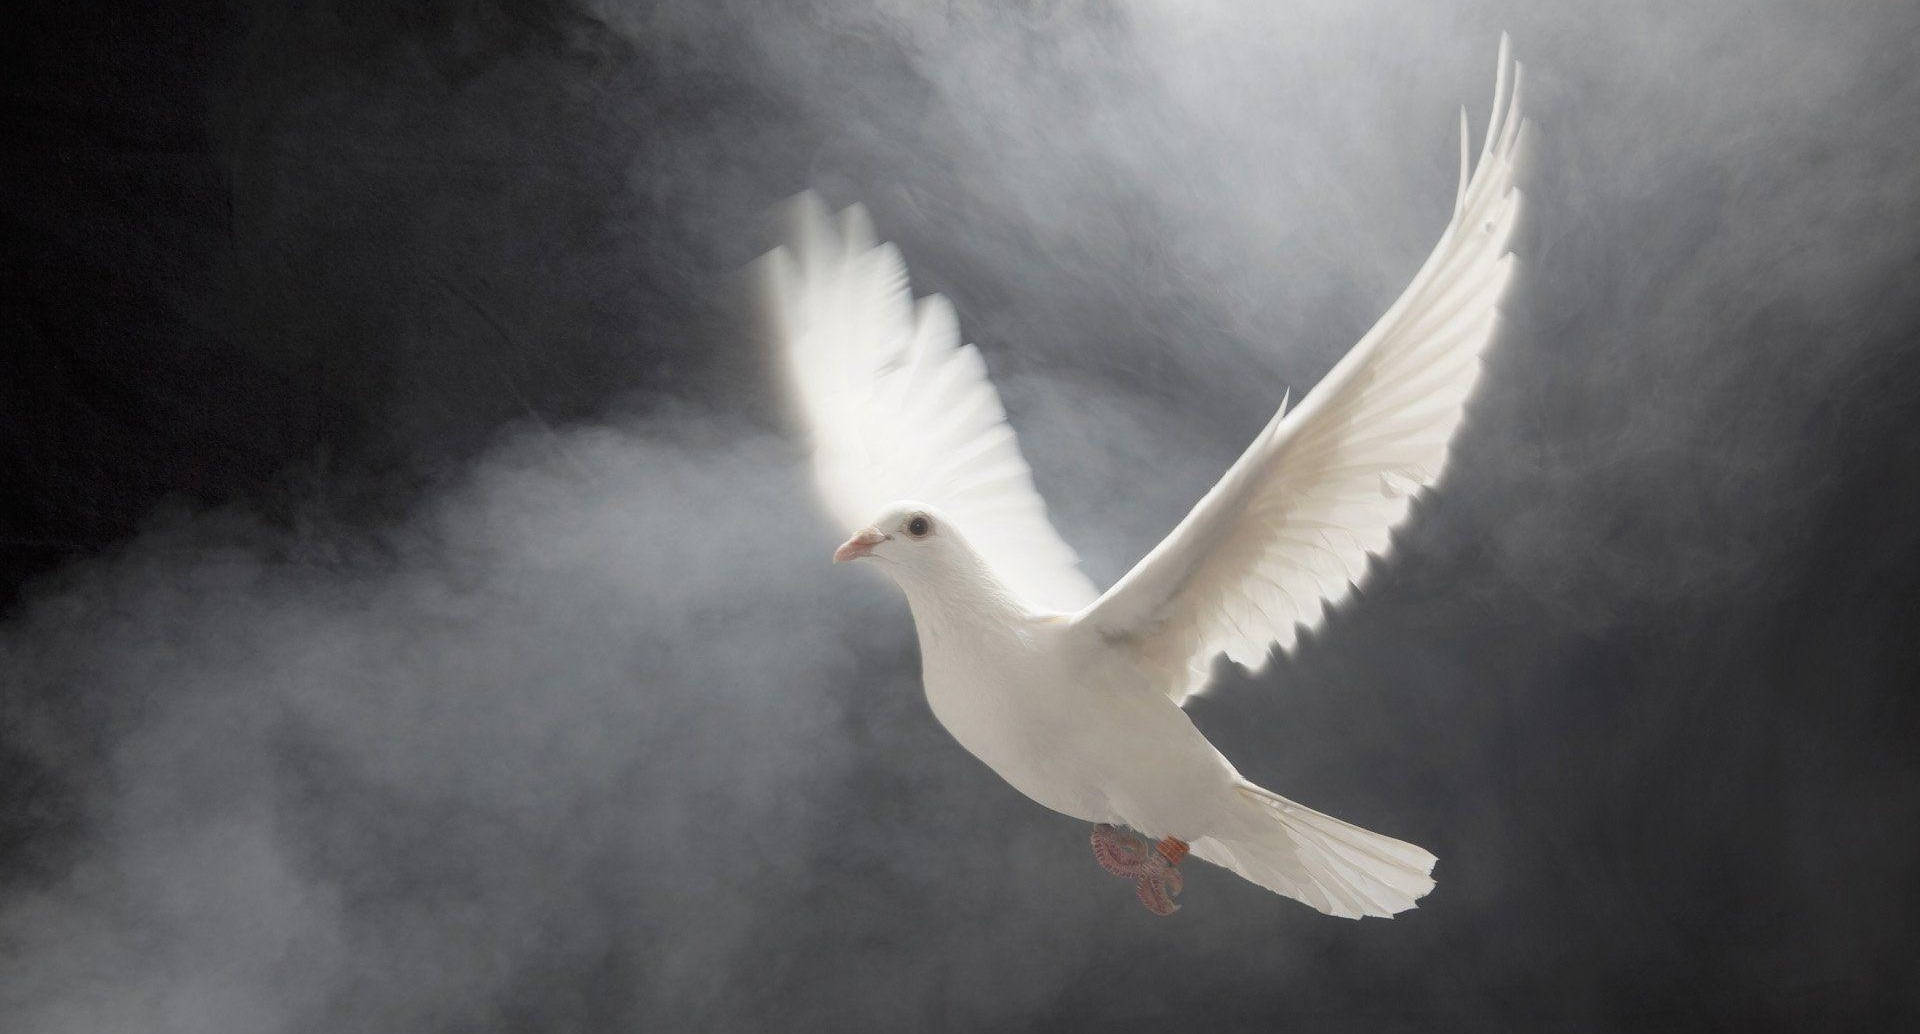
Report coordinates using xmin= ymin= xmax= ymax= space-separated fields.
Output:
xmin=762 ymin=195 xmax=1099 ymax=612
xmin=1075 ymin=36 xmax=1529 ymax=704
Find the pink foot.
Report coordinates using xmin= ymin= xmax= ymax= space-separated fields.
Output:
xmin=1089 ymin=825 xmax=1187 ymax=916
xmin=1135 ymin=863 xmax=1184 ymax=916
xmin=1091 ymin=823 xmax=1155 ymax=877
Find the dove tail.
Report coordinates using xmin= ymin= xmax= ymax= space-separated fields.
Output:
xmin=1190 ymin=781 xmax=1436 ymax=919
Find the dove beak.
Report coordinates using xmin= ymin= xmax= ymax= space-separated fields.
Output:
xmin=833 ymin=528 xmax=889 ymax=564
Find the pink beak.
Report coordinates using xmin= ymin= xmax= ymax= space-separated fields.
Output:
xmin=833 ymin=527 xmax=888 ymax=564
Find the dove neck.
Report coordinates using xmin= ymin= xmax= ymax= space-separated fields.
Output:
xmin=893 ymin=556 xmax=1029 ymax=643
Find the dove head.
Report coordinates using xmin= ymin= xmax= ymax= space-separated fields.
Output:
xmin=832 ymin=502 xmax=1000 ymax=601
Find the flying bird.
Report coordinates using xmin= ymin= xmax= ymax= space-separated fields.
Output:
xmin=761 ymin=38 xmax=1527 ymax=918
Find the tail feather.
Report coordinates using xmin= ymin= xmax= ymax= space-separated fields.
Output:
xmin=1191 ymin=781 xmax=1437 ymax=919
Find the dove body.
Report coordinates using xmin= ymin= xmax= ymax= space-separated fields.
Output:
xmin=857 ymin=504 xmax=1240 ymax=839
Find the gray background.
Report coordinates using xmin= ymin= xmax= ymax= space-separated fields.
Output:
xmin=3 ymin=0 xmax=1917 ymax=1030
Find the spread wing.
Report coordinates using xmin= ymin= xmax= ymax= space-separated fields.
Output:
xmin=1075 ymin=37 xmax=1529 ymax=703
xmin=761 ymin=193 xmax=1099 ymax=612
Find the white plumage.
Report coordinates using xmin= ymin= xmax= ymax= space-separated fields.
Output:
xmin=761 ymin=38 xmax=1528 ymax=918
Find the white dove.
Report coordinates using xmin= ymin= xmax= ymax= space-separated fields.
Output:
xmin=762 ymin=38 xmax=1527 ymax=918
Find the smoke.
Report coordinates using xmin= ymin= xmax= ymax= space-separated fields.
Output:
xmin=1 ymin=420 xmax=846 ymax=1029
xmin=3 ymin=0 xmax=1918 ymax=1030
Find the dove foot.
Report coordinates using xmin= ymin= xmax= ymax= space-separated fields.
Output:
xmin=1089 ymin=824 xmax=1187 ymax=916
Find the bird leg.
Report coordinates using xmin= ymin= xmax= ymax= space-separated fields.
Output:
xmin=1156 ymin=836 xmax=1189 ymax=866
xmin=1089 ymin=824 xmax=1187 ymax=916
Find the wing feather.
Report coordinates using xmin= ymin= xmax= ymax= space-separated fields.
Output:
xmin=1075 ymin=37 xmax=1529 ymax=702
xmin=763 ymin=194 xmax=1098 ymax=612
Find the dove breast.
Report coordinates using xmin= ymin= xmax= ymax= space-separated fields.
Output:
xmin=911 ymin=605 xmax=1241 ymax=839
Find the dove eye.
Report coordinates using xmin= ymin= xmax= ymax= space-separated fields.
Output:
xmin=906 ymin=515 xmax=931 ymax=538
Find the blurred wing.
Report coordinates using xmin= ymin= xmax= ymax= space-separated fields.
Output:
xmin=1076 ymin=37 xmax=1528 ymax=703
xmin=762 ymin=194 xmax=1098 ymax=612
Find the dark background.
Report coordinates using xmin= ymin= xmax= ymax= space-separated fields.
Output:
xmin=4 ymin=1 xmax=1918 ymax=1030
